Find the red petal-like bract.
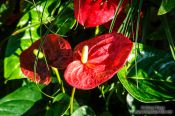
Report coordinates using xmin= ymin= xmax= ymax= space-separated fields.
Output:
xmin=64 ymin=33 xmax=133 ymax=89
xmin=74 ymin=0 xmax=127 ymax=27
xmin=43 ymin=34 xmax=73 ymax=69
xmin=20 ymin=34 xmax=72 ymax=85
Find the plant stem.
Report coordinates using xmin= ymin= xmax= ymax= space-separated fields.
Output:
xmin=70 ymin=87 xmax=76 ymax=114
xmin=51 ymin=67 xmax=65 ymax=93
xmin=109 ymin=0 xmax=124 ymax=33
xmin=35 ymin=83 xmax=54 ymax=99
xmin=162 ymin=15 xmax=175 ymax=60
xmin=105 ymin=89 xmax=114 ymax=111
xmin=119 ymin=1 xmax=137 ymax=35
xmin=134 ymin=0 xmax=143 ymax=89
xmin=95 ymin=26 xmax=100 ymax=36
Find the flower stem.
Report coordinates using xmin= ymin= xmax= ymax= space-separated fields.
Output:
xmin=134 ymin=0 xmax=143 ymax=89
xmin=105 ymin=89 xmax=114 ymax=111
xmin=95 ymin=26 xmax=100 ymax=36
xmin=162 ymin=15 xmax=175 ymax=60
xmin=109 ymin=0 xmax=124 ymax=33
xmin=70 ymin=87 xmax=76 ymax=114
xmin=51 ymin=67 xmax=65 ymax=93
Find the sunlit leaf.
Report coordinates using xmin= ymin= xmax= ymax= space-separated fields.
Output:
xmin=54 ymin=1 xmax=76 ymax=35
xmin=158 ymin=0 xmax=175 ymax=15
xmin=0 ymin=83 xmax=43 ymax=116
xmin=4 ymin=30 xmax=39 ymax=80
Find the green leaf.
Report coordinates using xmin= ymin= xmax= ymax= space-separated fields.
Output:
xmin=43 ymin=1 xmax=76 ymax=35
xmin=72 ymin=105 xmax=95 ymax=116
xmin=53 ymin=93 xmax=69 ymax=103
xmin=46 ymin=93 xmax=70 ymax=116
xmin=46 ymin=93 xmax=80 ymax=116
xmin=158 ymin=0 xmax=175 ymax=15
xmin=54 ymin=6 xmax=76 ymax=35
xmin=4 ymin=30 xmax=39 ymax=80
xmin=118 ymin=44 xmax=175 ymax=103
xmin=0 ymin=83 xmax=42 ymax=116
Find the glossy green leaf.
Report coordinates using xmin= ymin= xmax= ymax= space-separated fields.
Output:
xmin=53 ymin=93 xmax=69 ymax=103
xmin=17 ymin=1 xmax=56 ymax=28
xmin=44 ymin=1 xmax=76 ymax=35
xmin=158 ymin=0 xmax=175 ymax=15
xmin=0 ymin=83 xmax=42 ymax=116
xmin=4 ymin=27 xmax=40 ymax=79
xmin=72 ymin=105 xmax=95 ymax=116
xmin=54 ymin=7 xmax=76 ymax=35
xmin=118 ymin=44 xmax=175 ymax=103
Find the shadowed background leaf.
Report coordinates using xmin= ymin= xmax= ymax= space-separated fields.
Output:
xmin=0 ymin=83 xmax=43 ymax=116
xmin=118 ymin=44 xmax=175 ymax=103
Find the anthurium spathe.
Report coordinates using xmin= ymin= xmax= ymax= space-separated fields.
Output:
xmin=20 ymin=34 xmax=72 ymax=85
xmin=64 ymin=33 xmax=133 ymax=89
xmin=74 ymin=0 xmax=128 ymax=27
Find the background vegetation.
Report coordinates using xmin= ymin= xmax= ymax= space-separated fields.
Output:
xmin=0 ymin=0 xmax=175 ymax=115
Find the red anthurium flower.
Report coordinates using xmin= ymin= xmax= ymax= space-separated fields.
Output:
xmin=20 ymin=34 xmax=72 ymax=85
xmin=74 ymin=0 xmax=128 ymax=27
xmin=64 ymin=33 xmax=133 ymax=89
